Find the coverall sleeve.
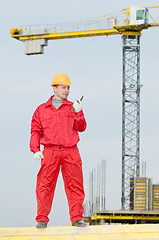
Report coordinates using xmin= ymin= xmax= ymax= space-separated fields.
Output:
xmin=73 ymin=110 xmax=87 ymax=132
xmin=29 ymin=107 xmax=43 ymax=153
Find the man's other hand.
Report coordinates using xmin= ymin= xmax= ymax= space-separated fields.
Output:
xmin=34 ymin=151 xmax=44 ymax=161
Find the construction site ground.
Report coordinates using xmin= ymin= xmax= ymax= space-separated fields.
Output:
xmin=1 ymin=223 xmax=159 ymax=240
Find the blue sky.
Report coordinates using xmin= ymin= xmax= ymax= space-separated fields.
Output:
xmin=1 ymin=0 xmax=159 ymax=228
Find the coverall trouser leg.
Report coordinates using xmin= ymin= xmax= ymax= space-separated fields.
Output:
xmin=35 ymin=147 xmax=85 ymax=224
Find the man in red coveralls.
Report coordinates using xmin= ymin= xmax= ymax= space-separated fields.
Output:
xmin=30 ymin=73 xmax=87 ymax=229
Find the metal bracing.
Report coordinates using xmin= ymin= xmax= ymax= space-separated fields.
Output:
xmin=121 ymin=35 xmax=140 ymax=209
xmin=101 ymin=159 xmax=106 ymax=211
xmin=89 ymin=171 xmax=94 ymax=215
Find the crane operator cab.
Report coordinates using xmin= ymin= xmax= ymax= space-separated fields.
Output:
xmin=130 ymin=6 xmax=149 ymax=25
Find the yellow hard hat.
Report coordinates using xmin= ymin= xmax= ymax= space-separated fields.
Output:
xmin=51 ymin=73 xmax=72 ymax=86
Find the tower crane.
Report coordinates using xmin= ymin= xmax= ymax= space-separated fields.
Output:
xmin=10 ymin=6 xmax=159 ymax=210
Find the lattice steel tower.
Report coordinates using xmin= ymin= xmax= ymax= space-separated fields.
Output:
xmin=121 ymin=35 xmax=140 ymax=209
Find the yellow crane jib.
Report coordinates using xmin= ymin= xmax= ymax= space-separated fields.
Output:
xmin=10 ymin=6 xmax=159 ymax=55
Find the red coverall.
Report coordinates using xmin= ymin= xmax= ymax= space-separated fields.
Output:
xmin=30 ymin=96 xmax=87 ymax=224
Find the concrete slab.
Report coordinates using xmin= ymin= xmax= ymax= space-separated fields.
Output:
xmin=1 ymin=224 xmax=159 ymax=239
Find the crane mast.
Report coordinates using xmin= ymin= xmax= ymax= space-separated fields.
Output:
xmin=10 ymin=6 xmax=159 ymax=210
xmin=122 ymin=34 xmax=140 ymax=209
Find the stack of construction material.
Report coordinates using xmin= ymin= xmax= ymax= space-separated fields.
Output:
xmin=152 ymin=184 xmax=159 ymax=211
xmin=130 ymin=177 xmax=152 ymax=211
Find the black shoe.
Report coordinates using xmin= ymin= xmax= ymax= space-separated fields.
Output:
xmin=36 ymin=220 xmax=47 ymax=229
xmin=72 ymin=220 xmax=86 ymax=227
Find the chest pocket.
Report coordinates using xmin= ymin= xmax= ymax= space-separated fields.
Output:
xmin=63 ymin=111 xmax=76 ymax=129
xmin=41 ymin=114 xmax=54 ymax=129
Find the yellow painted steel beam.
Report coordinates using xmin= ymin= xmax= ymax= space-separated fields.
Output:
xmin=148 ymin=23 xmax=159 ymax=27
xmin=10 ymin=27 xmax=142 ymax=42
xmin=1 ymin=224 xmax=159 ymax=240
xmin=146 ymin=6 xmax=159 ymax=9
xmin=11 ymin=28 xmax=121 ymax=41
xmin=90 ymin=214 xmax=159 ymax=222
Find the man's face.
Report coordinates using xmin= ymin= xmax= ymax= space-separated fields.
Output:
xmin=53 ymin=84 xmax=70 ymax=100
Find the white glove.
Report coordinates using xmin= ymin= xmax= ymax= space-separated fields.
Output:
xmin=73 ymin=99 xmax=82 ymax=112
xmin=34 ymin=151 xmax=44 ymax=161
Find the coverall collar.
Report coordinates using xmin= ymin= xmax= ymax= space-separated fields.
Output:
xmin=45 ymin=95 xmax=72 ymax=108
